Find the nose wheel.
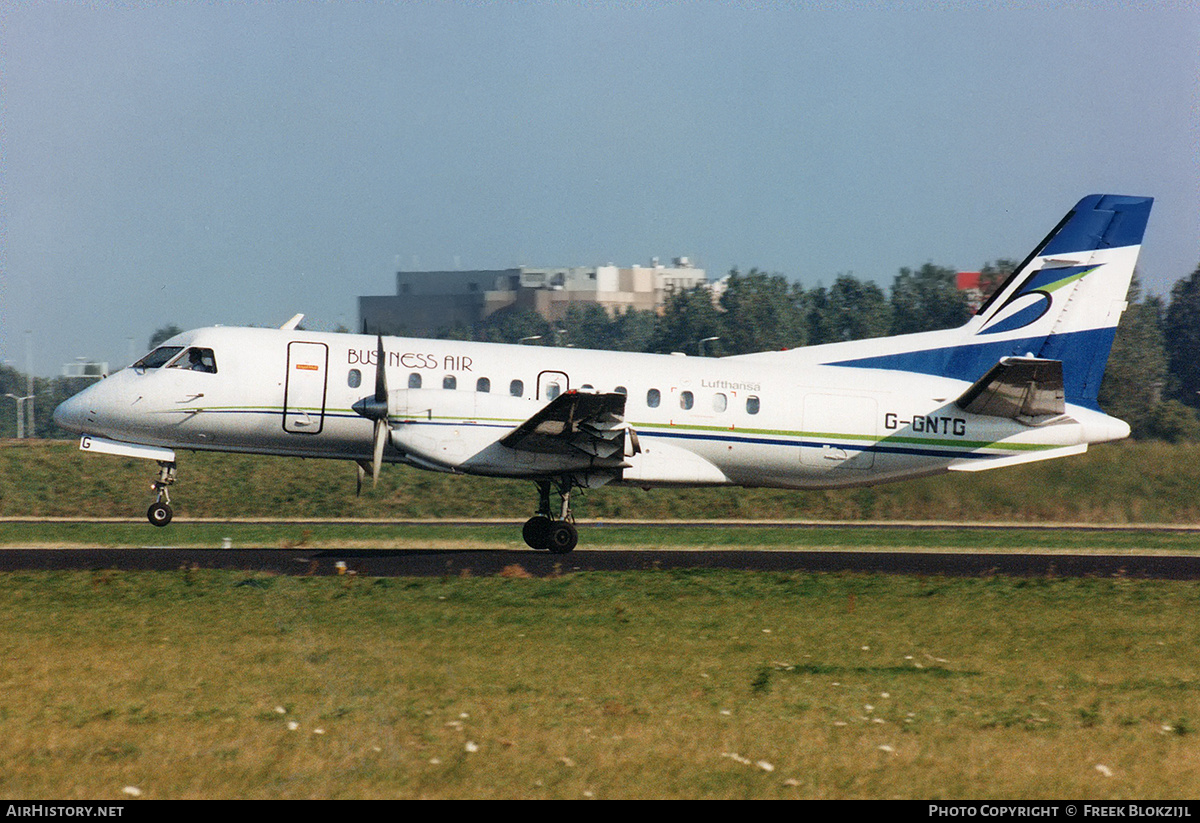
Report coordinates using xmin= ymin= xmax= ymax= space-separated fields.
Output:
xmin=147 ymin=460 xmax=176 ymax=527
xmin=522 ymin=478 xmax=579 ymax=553
xmin=147 ymin=501 xmax=173 ymax=527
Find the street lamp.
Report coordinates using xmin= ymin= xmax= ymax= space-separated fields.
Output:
xmin=5 ymin=394 xmax=33 ymax=439
xmin=24 ymin=330 xmax=34 ymax=437
xmin=697 ymin=336 xmax=720 ymax=357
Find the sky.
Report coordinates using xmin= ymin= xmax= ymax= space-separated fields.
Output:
xmin=3 ymin=1 xmax=1198 ymax=377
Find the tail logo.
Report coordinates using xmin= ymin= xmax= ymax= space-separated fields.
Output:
xmin=978 ymin=265 xmax=1099 ymax=336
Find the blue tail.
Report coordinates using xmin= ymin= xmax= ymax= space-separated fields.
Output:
xmin=826 ymin=194 xmax=1153 ymax=409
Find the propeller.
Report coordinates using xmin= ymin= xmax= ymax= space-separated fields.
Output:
xmin=351 ymin=335 xmax=389 ymax=487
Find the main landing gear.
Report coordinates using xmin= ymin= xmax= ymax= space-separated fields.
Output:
xmin=522 ymin=477 xmax=578 ymax=554
xmin=147 ymin=460 xmax=177 ymax=527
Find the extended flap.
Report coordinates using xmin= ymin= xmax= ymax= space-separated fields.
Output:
xmin=955 ymin=357 xmax=1065 ymax=419
xmin=500 ymin=391 xmax=630 ymax=457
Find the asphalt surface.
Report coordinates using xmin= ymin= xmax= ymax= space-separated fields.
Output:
xmin=2 ymin=546 xmax=1200 ymax=579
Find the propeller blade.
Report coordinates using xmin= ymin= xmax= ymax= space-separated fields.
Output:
xmin=351 ymin=335 xmax=390 ymax=421
xmin=355 ymin=461 xmax=366 ymax=497
xmin=374 ymin=335 xmax=387 ymax=403
xmin=349 ymin=335 xmax=390 ymax=487
xmin=372 ymin=418 xmax=387 ymax=485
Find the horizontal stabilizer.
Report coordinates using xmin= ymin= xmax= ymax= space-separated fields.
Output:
xmin=948 ymin=444 xmax=1087 ymax=472
xmin=501 ymin=391 xmax=631 ymax=460
xmin=955 ymin=357 xmax=1065 ymax=420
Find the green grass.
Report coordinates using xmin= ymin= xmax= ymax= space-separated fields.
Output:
xmin=3 ymin=438 xmax=1200 ymax=523
xmin=1 ymin=570 xmax=1198 ymax=799
xmin=4 ymin=439 xmax=1198 ymax=798
xmin=1 ymin=521 xmax=1199 ymax=553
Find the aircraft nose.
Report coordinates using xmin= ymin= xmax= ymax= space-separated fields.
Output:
xmin=53 ymin=391 xmax=89 ymax=434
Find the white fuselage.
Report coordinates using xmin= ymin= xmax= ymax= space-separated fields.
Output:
xmin=54 ymin=325 xmax=1123 ymax=492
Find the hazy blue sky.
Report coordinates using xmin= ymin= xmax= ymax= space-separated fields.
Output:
xmin=3 ymin=1 xmax=1197 ymax=376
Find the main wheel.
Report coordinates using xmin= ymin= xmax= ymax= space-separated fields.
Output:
xmin=147 ymin=502 xmax=173 ymax=527
xmin=546 ymin=521 xmax=578 ymax=554
xmin=522 ymin=515 xmax=552 ymax=550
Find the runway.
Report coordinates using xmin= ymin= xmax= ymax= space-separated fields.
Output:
xmin=3 ymin=546 xmax=1200 ymax=579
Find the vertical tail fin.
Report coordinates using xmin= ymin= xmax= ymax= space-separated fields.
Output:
xmin=968 ymin=194 xmax=1153 ymax=408
xmin=824 ymin=194 xmax=1153 ymax=410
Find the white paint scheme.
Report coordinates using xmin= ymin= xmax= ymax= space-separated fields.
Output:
xmin=56 ymin=327 xmax=1113 ymax=484
xmin=52 ymin=194 xmax=1152 ymax=550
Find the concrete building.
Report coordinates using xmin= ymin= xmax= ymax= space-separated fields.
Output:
xmin=359 ymin=258 xmax=707 ymax=336
xmin=956 ymin=271 xmax=988 ymax=312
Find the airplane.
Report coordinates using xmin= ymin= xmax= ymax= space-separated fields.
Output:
xmin=53 ymin=194 xmax=1152 ymax=553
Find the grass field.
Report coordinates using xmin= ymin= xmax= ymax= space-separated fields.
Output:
xmin=1 ymin=570 xmax=1197 ymax=800
xmin=3 ymin=440 xmax=1198 ymax=799
xmin=3 ymin=438 xmax=1200 ymax=524
xmin=1 ymin=521 xmax=1200 ymax=554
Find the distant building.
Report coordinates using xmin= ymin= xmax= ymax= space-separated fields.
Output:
xmin=61 ymin=360 xmax=108 ymax=379
xmin=956 ymin=271 xmax=985 ymax=312
xmin=359 ymin=258 xmax=707 ymax=336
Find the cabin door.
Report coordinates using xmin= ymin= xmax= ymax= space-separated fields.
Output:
xmin=283 ymin=341 xmax=329 ymax=434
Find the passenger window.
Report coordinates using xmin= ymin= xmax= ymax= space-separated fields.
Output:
xmin=133 ymin=346 xmax=183 ymax=371
xmin=580 ymin=383 xmax=594 ymax=391
xmin=510 ymin=379 xmax=524 ymax=397
xmin=476 ymin=377 xmax=491 ymax=393
xmin=614 ymin=386 xmax=627 ymax=395
xmin=746 ymin=396 xmax=760 ymax=415
xmin=348 ymin=369 xmax=362 ymax=389
xmin=409 ymin=373 xmax=422 ymax=389
xmin=680 ymin=391 xmax=694 ymax=410
xmin=647 ymin=388 xmax=661 ymax=408
xmin=171 ymin=347 xmax=217 ymax=374
xmin=713 ymin=393 xmax=727 ymax=412
xmin=546 ymin=382 xmax=562 ymax=400
xmin=443 ymin=375 xmax=457 ymax=390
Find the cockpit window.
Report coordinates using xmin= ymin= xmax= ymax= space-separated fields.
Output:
xmin=132 ymin=346 xmax=183 ymax=371
xmin=169 ymin=347 xmax=218 ymax=374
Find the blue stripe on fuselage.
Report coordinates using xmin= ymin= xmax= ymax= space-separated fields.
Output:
xmin=646 ymin=429 xmax=993 ymax=460
xmin=823 ymin=326 xmax=1117 ymax=410
xmin=178 ymin=409 xmax=1002 ymax=463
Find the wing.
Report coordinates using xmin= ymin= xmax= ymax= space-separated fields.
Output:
xmin=501 ymin=391 xmax=637 ymax=462
xmin=955 ymin=357 xmax=1066 ymax=420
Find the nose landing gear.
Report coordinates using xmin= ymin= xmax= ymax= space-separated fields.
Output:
xmin=147 ymin=460 xmax=177 ymax=527
xmin=522 ymin=477 xmax=578 ymax=553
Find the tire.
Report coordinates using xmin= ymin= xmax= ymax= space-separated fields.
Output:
xmin=546 ymin=521 xmax=578 ymax=554
xmin=147 ymin=502 xmax=173 ymax=527
xmin=522 ymin=515 xmax=552 ymax=550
